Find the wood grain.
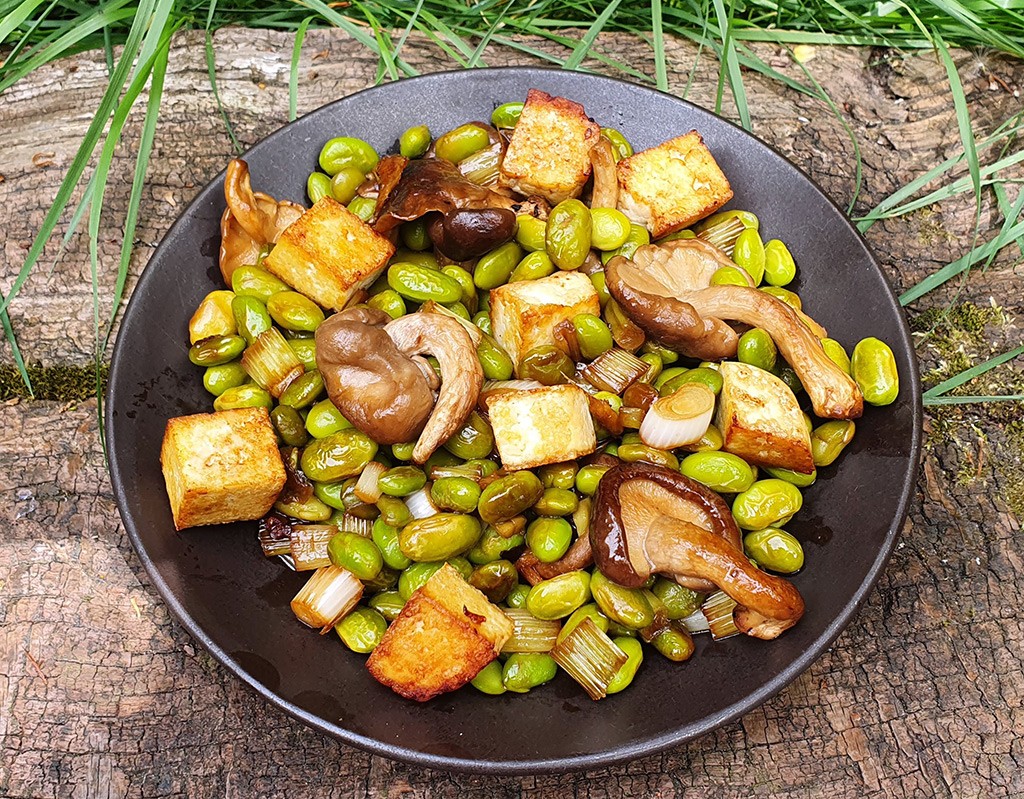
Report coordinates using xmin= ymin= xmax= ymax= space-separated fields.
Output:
xmin=1 ymin=27 xmax=1022 ymax=799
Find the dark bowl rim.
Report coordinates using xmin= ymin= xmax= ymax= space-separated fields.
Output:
xmin=106 ymin=65 xmax=923 ymax=775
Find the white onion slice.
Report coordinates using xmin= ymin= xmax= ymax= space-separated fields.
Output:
xmin=353 ymin=461 xmax=386 ymax=504
xmin=680 ymin=609 xmax=710 ymax=634
xmin=404 ymin=487 xmax=439 ymax=520
xmin=639 ymin=383 xmax=715 ymax=449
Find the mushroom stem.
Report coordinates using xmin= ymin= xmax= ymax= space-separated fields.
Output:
xmin=384 ymin=314 xmax=484 ymax=464
xmin=589 ymin=137 xmax=618 ymax=210
xmin=687 ymin=285 xmax=862 ymax=419
xmin=644 ymin=517 xmax=805 ymax=640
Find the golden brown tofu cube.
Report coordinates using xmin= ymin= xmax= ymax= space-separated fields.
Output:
xmin=263 ymin=197 xmax=394 ymax=311
xmin=366 ymin=565 xmax=513 ymax=702
xmin=715 ymin=361 xmax=814 ymax=474
xmin=490 ymin=271 xmax=601 ymax=369
xmin=499 ymin=89 xmax=601 ymax=204
xmin=160 ymin=407 xmax=286 ymax=530
xmin=616 ymin=131 xmax=733 ymax=238
xmin=488 ymin=384 xmax=597 ymax=471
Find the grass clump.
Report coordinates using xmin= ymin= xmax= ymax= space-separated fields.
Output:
xmin=0 ymin=364 xmax=108 ymax=402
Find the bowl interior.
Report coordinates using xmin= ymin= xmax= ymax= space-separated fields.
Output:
xmin=107 ymin=68 xmax=921 ymax=773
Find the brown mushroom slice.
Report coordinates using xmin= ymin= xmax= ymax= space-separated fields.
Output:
xmin=607 ymin=240 xmax=862 ymax=419
xmin=219 ymin=159 xmax=304 ymax=283
xmin=591 ymin=462 xmax=804 ymax=640
xmin=384 ymin=314 xmax=484 ymax=464
xmin=517 ymin=535 xmax=593 ymax=587
xmin=314 ymin=311 xmax=435 ymax=445
xmin=589 ymin=137 xmax=618 ymax=210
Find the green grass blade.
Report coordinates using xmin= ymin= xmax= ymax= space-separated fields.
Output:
xmin=651 ymin=0 xmax=667 ymax=91
xmin=935 ymin=35 xmax=980 ymax=204
xmin=710 ymin=0 xmax=751 ymax=130
xmin=289 ymin=16 xmax=312 ymax=122
xmin=922 ymin=342 xmax=1024 ymax=398
xmin=0 ymin=0 xmax=48 ymax=45
xmin=1 ymin=309 xmax=32 ymax=397
xmin=923 ymin=394 xmax=1024 ymax=405
xmin=296 ymin=0 xmax=417 ymax=76
xmin=205 ymin=29 xmax=242 ymax=152
xmin=467 ymin=0 xmax=513 ymax=69
xmin=564 ymin=0 xmax=622 ymax=71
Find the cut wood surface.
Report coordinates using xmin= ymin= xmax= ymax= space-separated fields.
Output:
xmin=1 ymin=28 xmax=1023 ymax=798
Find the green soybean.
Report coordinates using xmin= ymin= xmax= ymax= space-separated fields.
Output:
xmin=526 ymin=517 xmax=573 ymax=563
xmin=711 ymin=265 xmax=751 ymax=287
xmin=367 ymin=289 xmax=407 ymax=320
xmin=378 ymin=465 xmax=427 ymax=497
xmin=538 ymin=463 xmax=578 ymax=490
xmin=491 ymin=101 xmax=524 ymax=129
xmin=617 ymin=444 xmax=679 ymax=471
xmin=533 ymin=488 xmax=578 ymax=517
xmin=328 ymin=532 xmax=383 ymax=580
xmin=330 ymin=167 xmax=364 ymax=204
xmin=231 ymin=266 xmax=290 ymax=302
xmin=478 ymin=470 xmax=544 ymax=525
xmin=399 ymin=513 xmax=482 ymax=562
xmin=606 ymin=637 xmax=643 ymax=693
xmin=477 ymin=337 xmax=514 ymax=380
xmin=431 ymin=477 xmax=481 ymax=513
xmin=467 ymin=525 xmax=524 ymax=565
xmin=213 ymin=383 xmax=273 ymax=411
xmin=203 ymin=361 xmax=248 ymax=396
xmin=680 ymin=451 xmax=757 ymax=494
xmin=763 ymin=239 xmax=797 ymax=286
xmin=270 ymin=405 xmax=309 ymax=447
xmin=505 ymin=583 xmax=531 ymax=609
xmin=376 ymin=495 xmax=412 ymax=529
xmin=278 ymin=370 xmax=324 ymax=409
xmin=736 ymin=328 xmax=778 ymax=372
xmin=744 ymin=527 xmax=804 ymax=573
xmin=764 ymin=466 xmax=817 ymax=488
xmin=851 ymin=337 xmax=899 ymax=406
xmin=590 ymin=207 xmax=632 ymax=251
xmin=473 ymin=312 xmax=492 ymax=335
xmin=575 ymin=464 xmax=611 ymax=496
xmin=572 ymin=313 xmax=614 ymax=361
xmin=305 ymin=399 xmax=351 ymax=438
xmin=471 ymin=660 xmax=507 ymax=695
xmin=288 ymin=338 xmax=318 ymax=370
xmin=545 ymin=199 xmax=592 ymax=271
xmin=468 ymin=559 xmax=517 ymax=603
xmin=811 ymin=420 xmax=856 ymax=467
xmin=400 ymin=219 xmax=432 ymax=252
xmin=590 ymin=270 xmax=610 ymax=306
xmin=368 ymin=590 xmax=405 ymax=622
xmin=398 ymin=561 xmax=445 ymax=600
xmin=600 ymin=127 xmax=633 ymax=160
xmin=650 ymin=626 xmax=695 ymax=662
xmin=590 ymin=571 xmax=655 ymax=630
xmin=557 ymin=603 xmax=610 ymax=644
xmin=443 ymin=411 xmax=494 ymax=460
xmin=821 ymin=338 xmax=852 ymax=375
xmin=731 ymin=479 xmax=803 ymax=530
xmin=474 ymin=241 xmax=524 ymax=290
xmin=399 ymin=124 xmax=431 ymax=158
xmin=275 ymin=493 xmax=332 ymax=521
xmin=659 ymin=366 xmax=723 ymax=396
xmin=307 ymin=172 xmax=332 ymax=204
xmin=435 ymin=123 xmax=490 ymax=163
xmin=732 ymin=228 xmax=766 ymax=285
xmin=503 ymin=653 xmax=557 ymax=693
xmin=266 ymin=291 xmax=325 ymax=332
xmin=650 ymin=578 xmax=703 ymax=620
xmin=189 ymin=335 xmax=246 ymax=366
xmin=231 ymin=296 xmax=272 ymax=344
xmin=515 ymin=214 xmax=547 ymax=251
xmin=761 ymin=286 xmax=802 ymax=310
xmin=518 ymin=345 xmax=574 ymax=385
xmin=510 ymin=251 xmax=555 ymax=282
xmin=300 ymin=430 xmax=377 ymax=482
xmin=526 ymin=571 xmax=591 ymax=620
xmin=442 ymin=265 xmax=476 ymax=306
xmin=387 ymin=263 xmax=463 ymax=304
xmin=347 ymin=196 xmax=376 ymax=222
xmin=335 ymin=607 xmax=387 ymax=653
xmin=319 ymin=136 xmax=379 ymax=175
xmin=372 ymin=518 xmax=412 ymax=571
xmin=602 ymin=223 xmax=649 ymax=264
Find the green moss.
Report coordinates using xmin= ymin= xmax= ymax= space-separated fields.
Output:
xmin=911 ymin=301 xmax=1003 ymax=337
xmin=0 ymin=363 xmax=108 ymax=401
xmin=1002 ymin=420 xmax=1024 ymax=519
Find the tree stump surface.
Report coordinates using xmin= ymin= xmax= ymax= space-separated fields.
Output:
xmin=1 ymin=28 xmax=1022 ymax=799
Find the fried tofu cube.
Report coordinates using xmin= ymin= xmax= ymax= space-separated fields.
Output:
xmin=488 ymin=384 xmax=597 ymax=471
xmin=366 ymin=564 xmax=513 ymax=702
xmin=160 ymin=407 xmax=286 ymax=530
xmin=263 ymin=197 xmax=394 ymax=311
xmin=490 ymin=271 xmax=600 ymax=370
xmin=715 ymin=361 xmax=814 ymax=474
xmin=499 ymin=89 xmax=601 ymax=204
xmin=616 ymin=131 xmax=733 ymax=238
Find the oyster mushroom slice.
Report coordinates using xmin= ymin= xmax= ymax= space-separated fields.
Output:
xmin=591 ymin=462 xmax=804 ymax=640
xmin=314 ymin=310 xmax=435 ymax=445
xmin=607 ymin=240 xmax=863 ymax=419
xmin=384 ymin=314 xmax=484 ymax=465
xmin=220 ymin=159 xmax=304 ymax=283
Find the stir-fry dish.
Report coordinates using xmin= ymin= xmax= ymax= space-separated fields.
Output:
xmin=161 ymin=90 xmax=901 ymax=702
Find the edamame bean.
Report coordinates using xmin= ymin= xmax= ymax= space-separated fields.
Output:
xmin=472 ymin=311 xmax=492 ymax=335
xmin=288 ymin=338 xmax=318 ymax=370
xmin=764 ymin=465 xmax=817 ymax=488
xmin=851 ymin=337 xmax=899 ymax=406
xmin=347 ymin=196 xmax=376 ymax=222
xmin=711 ymin=266 xmax=752 ymax=287
xmin=590 ymin=208 xmax=631 ymax=251
xmin=602 ymin=223 xmax=650 ymax=264
xmin=680 ymin=451 xmax=757 ymax=493
xmin=737 ymin=328 xmax=778 ymax=372
xmin=372 ymin=518 xmax=412 ymax=570
xmin=659 ymin=366 xmax=723 ymax=396
xmin=763 ymin=239 xmax=797 ymax=286
xmin=491 ymin=102 xmax=524 ymax=129
xmin=650 ymin=578 xmax=702 ymax=620
xmin=650 ymin=625 xmax=695 ymax=662
xmin=533 ymin=488 xmax=578 ymax=518
xmin=471 ymin=660 xmax=507 ymax=695
xmin=231 ymin=296 xmax=272 ymax=344
xmin=398 ymin=561 xmax=445 ymax=600
xmin=538 ymin=463 xmax=578 ymax=490
xmin=307 ymin=172 xmax=332 ymax=203
xmin=572 ymin=313 xmax=614 ymax=360
xmin=376 ymin=495 xmax=412 ymax=528
xmin=467 ymin=525 xmax=524 ymax=565
xmin=367 ymin=288 xmax=407 ymax=320
xmin=270 ymin=405 xmax=309 ymax=447
xmin=319 ymin=136 xmax=379 ymax=175
xmin=732 ymin=228 xmax=766 ymax=285
xmin=503 ymin=653 xmax=557 ymax=693
xmin=330 ymin=167 xmax=364 ymax=204
xmin=443 ymin=411 xmax=494 ymax=460
xmin=606 ymin=637 xmax=643 ymax=693
xmin=399 ymin=124 xmax=431 ymax=158
xmin=761 ymin=286 xmax=802 ymax=310
xmin=679 ymin=424 xmax=724 ymax=453
xmin=731 ymin=479 xmax=803 ymax=530
xmin=387 ymin=263 xmax=463 ymax=304
xmin=328 ymin=532 xmax=383 ymax=580
xmin=447 ymin=556 xmax=473 ymax=581
xmin=442 ymin=265 xmax=476 ymax=306
xmin=266 ymin=291 xmax=325 ymax=332
xmin=477 ymin=336 xmax=514 ymax=380
xmin=744 ymin=527 xmax=804 ymax=573
xmin=545 ymin=199 xmax=592 ymax=271
xmin=510 ymin=251 xmax=555 ymax=282
xmin=517 ymin=345 xmax=574 ymax=385
xmin=478 ymin=470 xmax=544 ymax=525
xmin=434 ymin=123 xmax=490 ymax=163
xmin=378 ymin=465 xmax=427 ymax=497
xmin=515 ymin=214 xmax=547 ymax=251
xmin=300 ymin=430 xmax=377 ymax=482
xmin=590 ymin=271 xmax=610 ymax=306
xmin=189 ymin=290 xmax=236 ymax=342
xmin=399 ymin=513 xmax=482 ymax=562
xmin=400 ymin=219 xmax=432 ymax=252
xmin=600 ymin=127 xmax=633 ymax=160
xmin=474 ymin=241 xmax=523 ymax=290
xmin=590 ymin=571 xmax=655 ymax=630
xmin=231 ymin=266 xmax=290 ymax=302
xmin=431 ymin=476 xmax=481 ymax=513
xmin=368 ymin=590 xmax=405 ymax=622
xmin=278 ymin=370 xmax=324 ymax=409
xmin=526 ymin=571 xmax=591 ymax=620
xmin=189 ymin=335 xmax=246 ymax=366
xmin=557 ymin=603 xmax=610 ymax=644
xmin=203 ymin=361 xmax=248 ymax=396
xmin=821 ymin=338 xmax=852 ymax=375
xmin=774 ymin=362 xmax=803 ymax=394
xmin=575 ymin=464 xmax=611 ymax=496
xmin=526 ymin=517 xmax=573 ymax=563
xmin=305 ymin=398 xmax=351 ymax=438
xmin=505 ymin=583 xmax=531 ymax=609
xmin=468 ymin=559 xmax=517 ymax=603
xmin=617 ymin=443 xmax=679 ymax=471
xmin=213 ymin=383 xmax=273 ymax=411
xmin=335 ymin=607 xmax=387 ymax=653
xmin=811 ymin=420 xmax=856 ymax=467
xmin=275 ymin=493 xmax=332 ymax=521
xmin=314 ymin=480 xmax=348 ymax=511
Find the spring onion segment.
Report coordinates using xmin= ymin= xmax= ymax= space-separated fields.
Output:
xmin=354 ymin=461 xmax=387 ymax=504
xmin=291 ymin=565 xmax=363 ymax=632
xmin=701 ymin=590 xmax=740 ymax=640
xmin=241 ymin=327 xmax=304 ymax=397
xmin=550 ymin=617 xmax=628 ymax=700
xmin=582 ymin=348 xmax=649 ymax=394
xmin=639 ymin=383 xmax=715 ymax=449
xmin=501 ymin=608 xmax=562 ymax=653
xmin=290 ymin=524 xmax=335 ymax=571
xmin=404 ymin=487 xmax=440 ymax=520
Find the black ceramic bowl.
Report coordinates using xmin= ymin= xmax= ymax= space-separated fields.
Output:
xmin=107 ymin=67 xmax=921 ymax=773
